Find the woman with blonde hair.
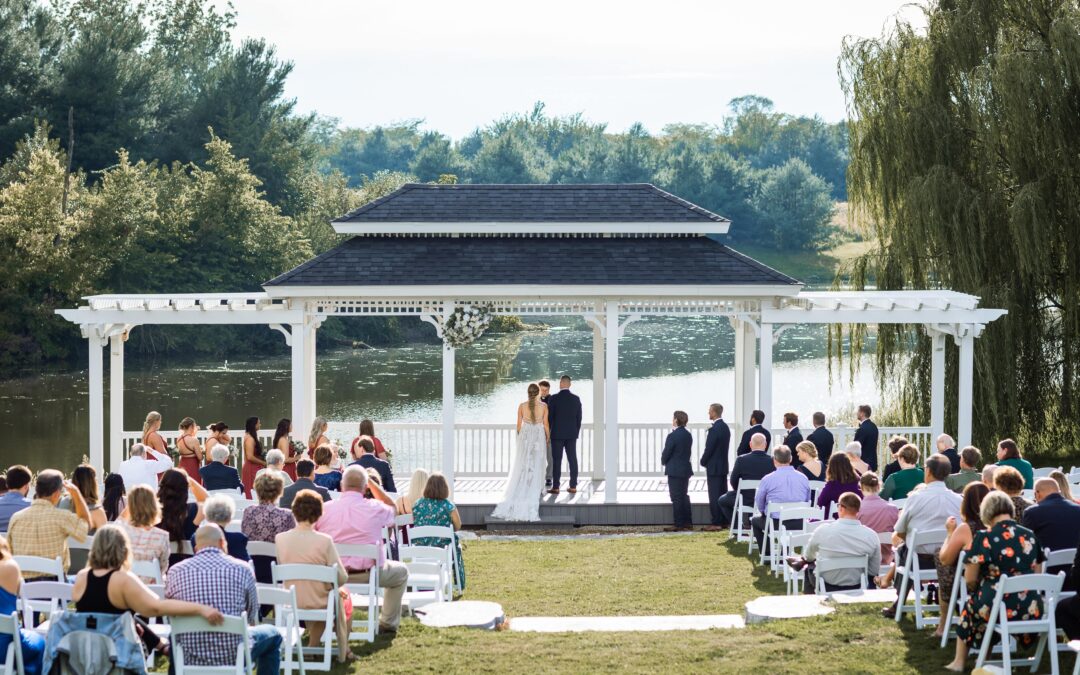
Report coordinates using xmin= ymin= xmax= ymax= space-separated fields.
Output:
xmin=397 ymin=468 xmax=430 ymax=515
xmin=176 ymin=417 xmax=204 ymax=484
xmin=1050 ymin=470 xmax=1079 ymax=503
xmin=117 ymin=484 xmax=170 ymax=581
xmin=795 ymin=441 xmax=824 ymax=482
xmin=141 ymin=411 xmax=172 ymax=478
xmin=72 ymin=524 xmax=224 ymax=657
xmin=309 ymin=416 xmax=331 ymax=454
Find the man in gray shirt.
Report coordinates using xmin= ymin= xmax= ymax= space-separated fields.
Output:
xmin=803 ymin=492 xmax=881 ymax=592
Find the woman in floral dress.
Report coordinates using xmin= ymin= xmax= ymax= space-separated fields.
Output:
xmin=946 ymin=490 xmax=1046 ymax=671
xmin=412 ymin=472 xmax=466 ymax=591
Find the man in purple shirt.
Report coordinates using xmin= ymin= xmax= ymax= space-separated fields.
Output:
xmin=751 ymin=446 xmax=811 ymax=552
xmin=315 ymin=465 xmax=408 ymax=632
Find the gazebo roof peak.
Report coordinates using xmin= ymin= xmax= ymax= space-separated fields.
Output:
xmin=331 ymin=183 xmax=732 ymax=235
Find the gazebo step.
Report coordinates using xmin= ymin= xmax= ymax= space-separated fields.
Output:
xmin=484 ymin=515 xmax=576 ymax=531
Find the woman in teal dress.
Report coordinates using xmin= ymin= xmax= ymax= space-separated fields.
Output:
xmin=0 ymin=536 xmax=44 ymax=674
xmin=946 ymin=490 xmax=1046 ymax=671
xmin=411 ymin=472 xmax=466 ymax=591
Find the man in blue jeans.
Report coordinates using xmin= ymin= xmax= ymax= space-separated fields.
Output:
xmin=166 ymin=524 xmax=281 ymax=673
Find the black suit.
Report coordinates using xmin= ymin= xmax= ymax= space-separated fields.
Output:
xmin=1023 ymin=493 xmax=1080 ymax=554
xmin=662 ymin=426 xmax=694 ymax=528
xmin=941 ymin=447 xmax=961 ymax=474
xmin=853 ymin=419 xmax=880 ymax=471
xmin=199 ymin=461 xmax=242 ymax=491
xmin=700 ymin=418 xmax=732 ymax=526
xmin=717 ymin=450 xmax=776 ymax=528
xmin=783 ymin=426 xmax=804 ymax=467
xmin=548 ymin=388 xmax=583 ymax=489
xmin=735 ymin=424 xmax=772 ymax=456
xmin=353 ymin=454 xmax=397 ymax=493
xmin=280 ymin=477 xmax=331 ymax=508
xmin=807 ymin=426 xmax=834 ymax=465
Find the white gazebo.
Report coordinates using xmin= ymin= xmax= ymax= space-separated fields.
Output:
xmin=56 ymin=184 xmax=1006 ymax=512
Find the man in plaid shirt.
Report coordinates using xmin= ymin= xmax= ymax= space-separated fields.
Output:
xmin=165 ymin=524 xmax=281 ymax=673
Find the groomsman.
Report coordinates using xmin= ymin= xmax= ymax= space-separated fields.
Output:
xmin=736 ymin=410 xmax=771 ymax=456
xmin=700 ymin=403 xmax=732 ymax=532
xmin=548 ymin=375 xmax=583 ymax=494
xmin=853 ymin=405 xmax=880 ymax=472
xmin=539 ymin=379 xmax=553 ymax=488
xmin=782 ymin=413 xmax=803 ymax=467
xmin=662 ymin=410 xmax=694 ymax=531
xmin=806 ymin=412 xmax=834 ymax=465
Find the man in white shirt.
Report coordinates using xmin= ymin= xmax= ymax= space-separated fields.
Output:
xmin=801 ymin=492 xmax=881 ymax=592
xmin=115 ymin=442 xmax=174 ymax=491
xmin=883 ymin=453 xmax=961 ymax=617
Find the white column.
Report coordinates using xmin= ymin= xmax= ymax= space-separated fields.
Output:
xmin=290 ymin=323 xmax=307 ymax=441
xmin=305 ymin=321 xmax=318 ymax=426
xmin=733 ymin=319 xmax=757 ymax=427
xmin=957 ymin=329 xmax=975 ymax=448
xmin=758 ymin=322 xmax=774 ymax=428
xmin=929 ymin=330 xmax=946 ymax=441
xmin=591 ymin=318 xmax=605 ymax=478
xmin=442 ymin=341 xmax=456 ymax=486
xmin=109 ymin=332 xmax=125 ymax=472
xmin=604 ymin=301 xmax=620 ymax=503
xmin=88 ymin=330 xmax=105 ymax=471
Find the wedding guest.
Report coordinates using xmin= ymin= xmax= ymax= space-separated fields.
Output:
xmin=280 ymin=460 xmax=331 ymax=507
xmin=272 ymin=418 xmax=299 ymax=481
xmin=795 ymin=441 xmax=824 ymax=482
xmin=312 ymin=445 xmax=343 ymax=492
xmin=852 ymin=404 xmax=880 ymax=471
xmin=751 ymin=446 xmax=810 ymax=551
xmin=194 ymin=495 xmax=248 ymax=561
xmin=308 ymin=416 xmax=331 ymax=456
xmin=242 ymin=416 xmax=266 ymax=498
xmin=0 ymin=535 xmax=44 ymax=673
xmin=801 ymin=492 xmax=880 ymax=592
xmin=807 ymin=412 xmax=835 ymax=465
xmin=844 ymin=441 xmax=870 ymax=475
xmin=945 ymin=491 xmax=1044 ymax=671
xmin=351 ymin=420 xmax=388 ymax=460
xmin=8 ymin=470 xmax=90 ymax=577
xmin=200 ymin=444 xmax=243 ymax=491
xmin=0 ymin=465 xmax=31 ymax=531
xmin=242 ymin=472 xmax=295 ymax=584
xmin=735 ymin=409 xmax=771 ymax=456
xmin=936 ymin=434 xmax=961 ymax=473
xmin=881 ymin=435 xmax=910 ymax=481
xmin=933 ymin=482 xmax=989 ymax=638
xmin=275 ymin=491 xmax=354 ymax=664
xmin=1050 ymin=470 xmax=1080 ymax=503
xmin=856 ymin=472 xmax=899 ymax=565
xmin=981 ymin=463 xmax=998 ymax=488
xmin=60 ymin=464 xmax=107 ymax=532
xmin=817 ymin=453 xmax=862 ymax=518
xmin=993 ymin=465 xmax=1031 ymax=521
xmin=256 ymin=449 xmax=294 ymax=487
xmin=364 ymin=469 xmax=382 ymax=498
xmin=661 ymin=410 xmax=694 ymax=532
xmin=1022 ymin=477 xmax=1080 ymax=552
xmin=204 ymin=422 xmax=231 ymax=464
xmin=157 ymin=468 xmax=207 ymax=567
xmin=396 ymin=468 xmax=430 ymax=515
xmin=717 ymin=433 xmax=775 ymax=529
xmin=881 ymin=444 xmax=924 ymax=500
xmin=176 ymin=417 xmax=204 ymax=484
xmin=102 ymin=473 xmax=126 ymax=522
xmin=116 ymin=443 xmax=173 ymax=493
xmin=946 ymin=447 xmax=982 ymax=493
xmin=117 ymin=484 xmax=170 ymax=582
xmin=352 ymin=436 xmax=397 ymax=493
xmin=412 ymin=472 xmax=466 ymax=590
xmin=142 ymin=411 xmax=170 ymax=459
xmin=700 ymin=403 xmax=732 ymax=532
xmin=781 ymin=413 xmax=803 ymax=466
xmin=995 ymin=438 xmax=1034 ymax=489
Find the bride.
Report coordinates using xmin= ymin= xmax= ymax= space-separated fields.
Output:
xmin=490 ymin=382 xmax=549 ymax=521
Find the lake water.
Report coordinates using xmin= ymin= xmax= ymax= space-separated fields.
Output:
xmin=0 ymin=317 xmax=882 ymax=470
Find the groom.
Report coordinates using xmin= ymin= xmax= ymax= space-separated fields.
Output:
xmin=547 ymin=375 xmax=582 ymax=494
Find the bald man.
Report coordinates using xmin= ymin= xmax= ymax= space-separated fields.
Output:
xmin=1023 ymin=477 xmax=1080 ymax=553
xmin=716 ymin=433 xmax=775 ymax=530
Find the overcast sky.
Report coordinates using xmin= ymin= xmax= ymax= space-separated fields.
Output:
xmin=227 ymin=0 xmax=925 ymax=138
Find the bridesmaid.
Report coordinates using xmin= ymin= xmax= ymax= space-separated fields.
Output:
xmin=141 ymin=411 xmax=172 ymax=481
xmin=204 ymin=422 xmax=231 ymax=466
xmin=272 ymin=418 xmax=298 ymax=481
xmin=242 ymin=417 xmax=265 ymax=498
xmin=308 ymin=417 xmax=331 ymax=455
xmin=176 ymin=417 xmax=204 ymax=484
xmin=351 ymin=419 xmax=389 ymax=460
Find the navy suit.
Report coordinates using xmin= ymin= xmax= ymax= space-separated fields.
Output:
xmin=783 ymin=426 xmax=804 ymax=467
xmin=735 ymin=424 xmax=772 ymax=456
xmin=700 ymin=418 xmax=732 ymax=526
xmin=353 ymin=453 xmax=397 ymax=493
xmin=1024 ymin=493 xmax=1080 ymax=553
xmin=853 ymin=419 xmax=880 ymax=471
xmin=717 ymin=449 xmax=776 ymax=528
xmin=941 ymin=447 xmax=961 ymax=474
xmin=199 ymin=461 xmax=242 ymax=491
xmin=662 ymin=426 xmax=694 ymax=527
xmin=280 ymin=477 xmax=331 ymax=508
xmin=548 ymin=388 xmax=583 ymax=489
xmin=807 ymin=426 xmax=834 ymax=465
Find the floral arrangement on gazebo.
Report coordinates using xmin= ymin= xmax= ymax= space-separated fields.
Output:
xmin=440 ymin=303 xmax=495 ymax=348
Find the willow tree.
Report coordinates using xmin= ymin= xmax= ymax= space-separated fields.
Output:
xmin=840 ymin=0 xmax=1080 ymax=458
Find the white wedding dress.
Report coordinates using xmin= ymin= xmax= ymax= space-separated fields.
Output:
xmin=490 ymin=417 xmax=547 ymax=521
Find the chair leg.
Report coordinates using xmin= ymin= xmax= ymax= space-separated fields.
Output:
xmin=1002 ymin=628 xmax=1012 ymax=673
xmin=896 ymin=574 xmax=909 ymax=624
xmin=1030 ymin=632 xmax=1048 ymax=674
xmin=913 ymin=581 xmax=924 ymax=629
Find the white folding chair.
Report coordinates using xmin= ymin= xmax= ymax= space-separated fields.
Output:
xmin=782 ymin=532 xmax=814 ymax=595
xmin=410 ymin=526 xmax=462 ymax=594
xmin=257 ymin=585 xmax=306 ymax=675
xmin=895 ymin=528 xmax=948 ymax=629
xmin=940 ymin=550 xmax=969 ymax=648
xmin=400 ymin=544 xmax=453 ymax=605
xmin=171 ymin=611 xmax=252 ymax=675
xmin=814 ymin=555 xmax=870 ymax=595
xmin=0 ymin=612 xmax=25 ymax=675
xmin=19 ymin=581 xmax=72 ymax=631
xmin=771 ymin=506 xmax=823 ymax=575
xmin=975 ymin=572 xmax=1064 ymax=674
xmin=758 ymin=502 xmax=811 ymax=569
xmin=131 ymin=559 xmax=164 ymax=584
xmin=246 ymin=541 xmax=277 ymax=558
xmin=337 ymin=544 xmax=382 ymax=643
xmin=1034 ymin=467 xmax=1062 ymax=479
xmin=878 ymin=531 xmax=895 ymax=576
xmin=730 ymin=479 xmax=761 ymax=549
xmin=807 ymin=480 xmax=826 ymax=504
xmin=13 ymin=556 xmax=65 ymax=582
xmin=889 ymin=498 xmax=908 ymax=511
xmin=272 ymin=562 xmax=340 ymax=670
xmin=65 ymin=535 xmax=93 ymax=575
xmin=172 ymin=540 xmax=195 ymax=557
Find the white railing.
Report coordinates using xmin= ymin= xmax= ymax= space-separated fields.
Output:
xmin=123 ymin=423 xmax=934 ymax=479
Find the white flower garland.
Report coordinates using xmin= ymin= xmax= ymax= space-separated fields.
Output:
xmin=440 ymin=303 xmax=494 ymax=348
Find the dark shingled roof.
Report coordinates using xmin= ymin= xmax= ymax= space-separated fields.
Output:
xmin=333 ymin=183 xmax=731 ymax=224
xmin=265 ymin=236 xmax=801 ymax=287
